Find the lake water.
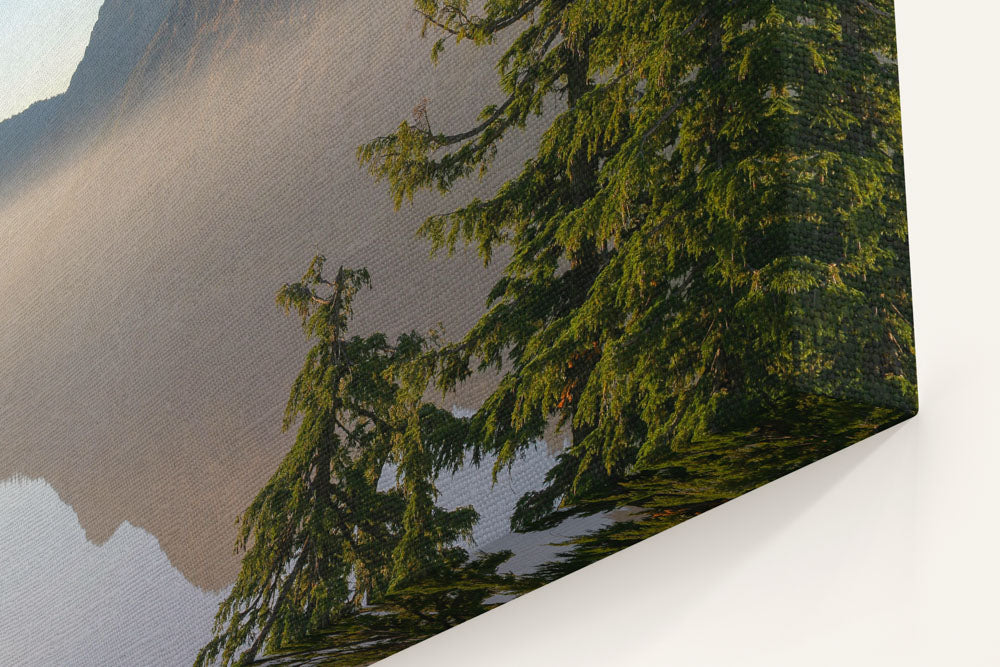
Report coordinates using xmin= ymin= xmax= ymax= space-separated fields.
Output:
xmin=0 ymin=476 xmax=224 ymax=665
xmin=0 ymin=441 xmax=611 ymax=665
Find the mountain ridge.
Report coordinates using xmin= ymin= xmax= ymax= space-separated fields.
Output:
xmin=0 ymin=0 xmax=312 ymax=196
xmin=0 ymin=0 xmax=172 ymax=196
xmin=116 ymin=0 xmax=319 ymax=115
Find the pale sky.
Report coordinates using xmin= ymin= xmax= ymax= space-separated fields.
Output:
xmin=0 ymin=0 xmax=104 ymax=121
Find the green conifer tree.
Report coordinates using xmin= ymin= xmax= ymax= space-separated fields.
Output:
xmin=360 ymin=0 xmax=915 ymax=530
xmin=194 ymin=258 xmax=479 ymax=666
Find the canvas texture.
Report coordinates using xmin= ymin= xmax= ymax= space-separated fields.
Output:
xmin=0 ymin=2 xmax=916 ymax=665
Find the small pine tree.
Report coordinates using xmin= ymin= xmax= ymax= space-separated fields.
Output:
xmin=194 ymin=257 xmax=477 ymax=666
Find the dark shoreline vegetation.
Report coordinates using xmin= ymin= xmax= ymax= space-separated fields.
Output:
xmin=195 ymin=2 xmax=916 ymax=666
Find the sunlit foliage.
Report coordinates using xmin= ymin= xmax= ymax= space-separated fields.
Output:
xmin=198 ymin=1 xmax=914 ymax=663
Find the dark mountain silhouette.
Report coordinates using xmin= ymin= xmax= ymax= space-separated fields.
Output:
xmin=0 ymin=0 xmax=324 ymax=196
xmin=0 ymin=0 xmax=172 ymax=195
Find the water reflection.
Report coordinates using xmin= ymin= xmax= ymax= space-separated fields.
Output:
xmin=0 ymin=477 xmax=224 ymax=666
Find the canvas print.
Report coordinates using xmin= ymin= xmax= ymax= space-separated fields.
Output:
xmin=0 ymin=1 xmax=916 ymax=665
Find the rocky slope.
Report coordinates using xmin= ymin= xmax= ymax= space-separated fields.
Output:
xmin=118 ymin=0 xmax=316 ymax=106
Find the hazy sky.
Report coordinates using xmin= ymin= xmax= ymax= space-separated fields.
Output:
xmin=0 ymin=0 xmax=104 ymax=121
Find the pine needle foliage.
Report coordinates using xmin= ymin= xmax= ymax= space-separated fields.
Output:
xmin=194 ymin=258 xmax=481 ymax=666
xmin=198 ymin=2 xmax=916 ymax=664
xmin=360 ymin=0 xmax=916 ymax=531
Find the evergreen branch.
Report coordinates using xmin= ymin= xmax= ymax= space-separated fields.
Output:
xmin=351 ymin=405 xmax=397 ymax=434
xmin=240 ymin=536 xmax=311 ymax=664
xmin=859 ymin=0 xmax=891 ymax=18
xmin=433 ymin=94 xmax=517 ymax=145
xmin=415 ymin=0 xmax=543 ymax=38
xmin=327 ymin=483 xmax=367 ymax=557
xmin=641 ymin=94 xmax=689 ymax=143
xmin=421 ymin=29 xmax=559 ymax=147
xmin=634 ymin=7 xmax=717 ymax=145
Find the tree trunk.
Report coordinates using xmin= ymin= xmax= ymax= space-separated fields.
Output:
xmin=240 ymin=539 xmax=310 ymax=665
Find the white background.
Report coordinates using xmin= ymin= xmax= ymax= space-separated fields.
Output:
xmin=382 ymin=2 xmax=1000 ymax=665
